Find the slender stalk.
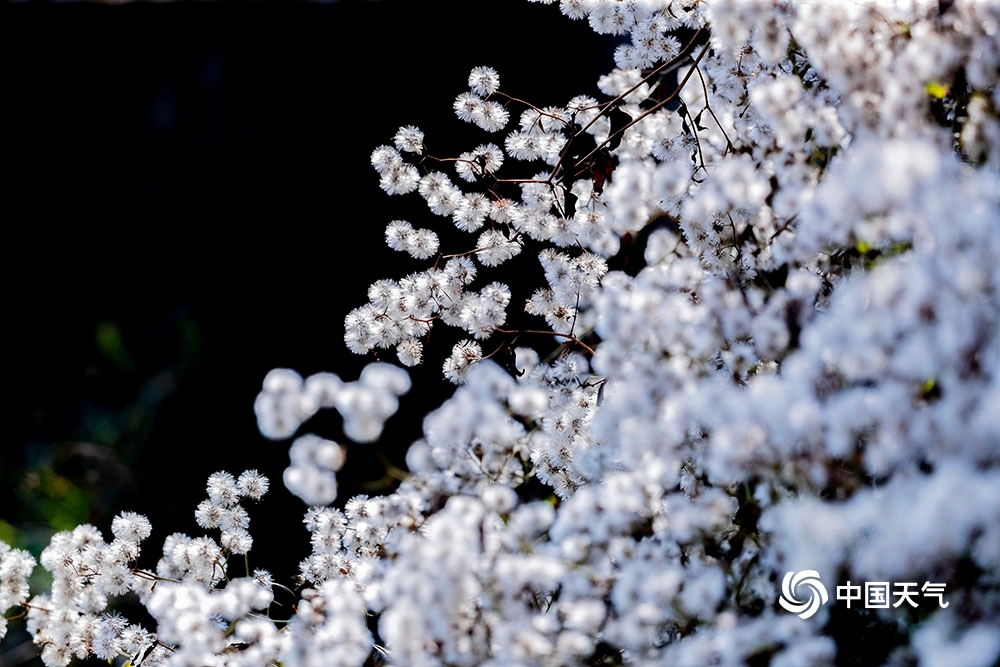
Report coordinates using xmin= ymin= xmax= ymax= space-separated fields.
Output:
xmin=573 ymin=41 xmax=712 ymax=170
xmin=494 ymin=328 xmax=596 ymax=356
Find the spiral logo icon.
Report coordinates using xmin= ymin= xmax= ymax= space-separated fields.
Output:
xmin=778 ymin=570 xmax=829 ymax=619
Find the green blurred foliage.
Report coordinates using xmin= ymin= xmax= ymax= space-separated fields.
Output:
xmin=2 ymin=312 xmax=206 ymax=552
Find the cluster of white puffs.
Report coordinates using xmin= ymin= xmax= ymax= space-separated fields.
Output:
xmin=3 ymin=0 xmax=1000 ymax=664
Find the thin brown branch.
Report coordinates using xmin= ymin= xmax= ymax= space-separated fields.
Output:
xmin=579 ymin=26 xmax=708 ymax=138
xmin=694 ymin=60 xmax=734 ymax=154
xmin=494 ymin=92 xmax=573 ymax=129
xmin=544 ymin=27 xmax=709 ymax=186
xmin=574 ymin=41 xmax=712 ymax=170
xmin=494 ymin=328 xmax=596 ymax=356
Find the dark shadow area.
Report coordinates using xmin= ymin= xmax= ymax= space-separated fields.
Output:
xmin=0 ymin=2 xmax=614 ymax=636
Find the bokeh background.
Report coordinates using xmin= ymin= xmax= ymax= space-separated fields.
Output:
xmin=1 ymin=1 xmax=612 ymax=663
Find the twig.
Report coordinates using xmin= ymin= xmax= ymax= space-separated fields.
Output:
xmin=573 ymin=41 xmax=712 ymax=171
xmin=494 ymin=328 xmax=596 ymax=356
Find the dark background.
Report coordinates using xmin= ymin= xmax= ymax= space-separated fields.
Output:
xmin=0 ymin=2 xmax=612 ymax=660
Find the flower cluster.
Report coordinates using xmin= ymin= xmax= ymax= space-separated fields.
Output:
xmin=0 ymin=543 xmax=35 ymax=642
xmin=254 ymin=362 xmax=409 ymax=443
xmin=4 ymin=0 xmax=1000 ymax=665
xmin=24 ymin=520 xmax=155 ymax=666
xmin=193 ymin=470 xmax=269 ymax=556
xmin=146 ymin=573 xmax=277 ymax=666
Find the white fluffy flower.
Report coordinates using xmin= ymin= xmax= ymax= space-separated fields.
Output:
xmin=443 ymin=340 xmax=483 ymax=384
xmin=468 ymin=66 xmax=500 ymax=97
xmin=393 ymin=124 xmax=424 ymax=154
xmin=110 ymin=512 xmax=152 ymax=544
